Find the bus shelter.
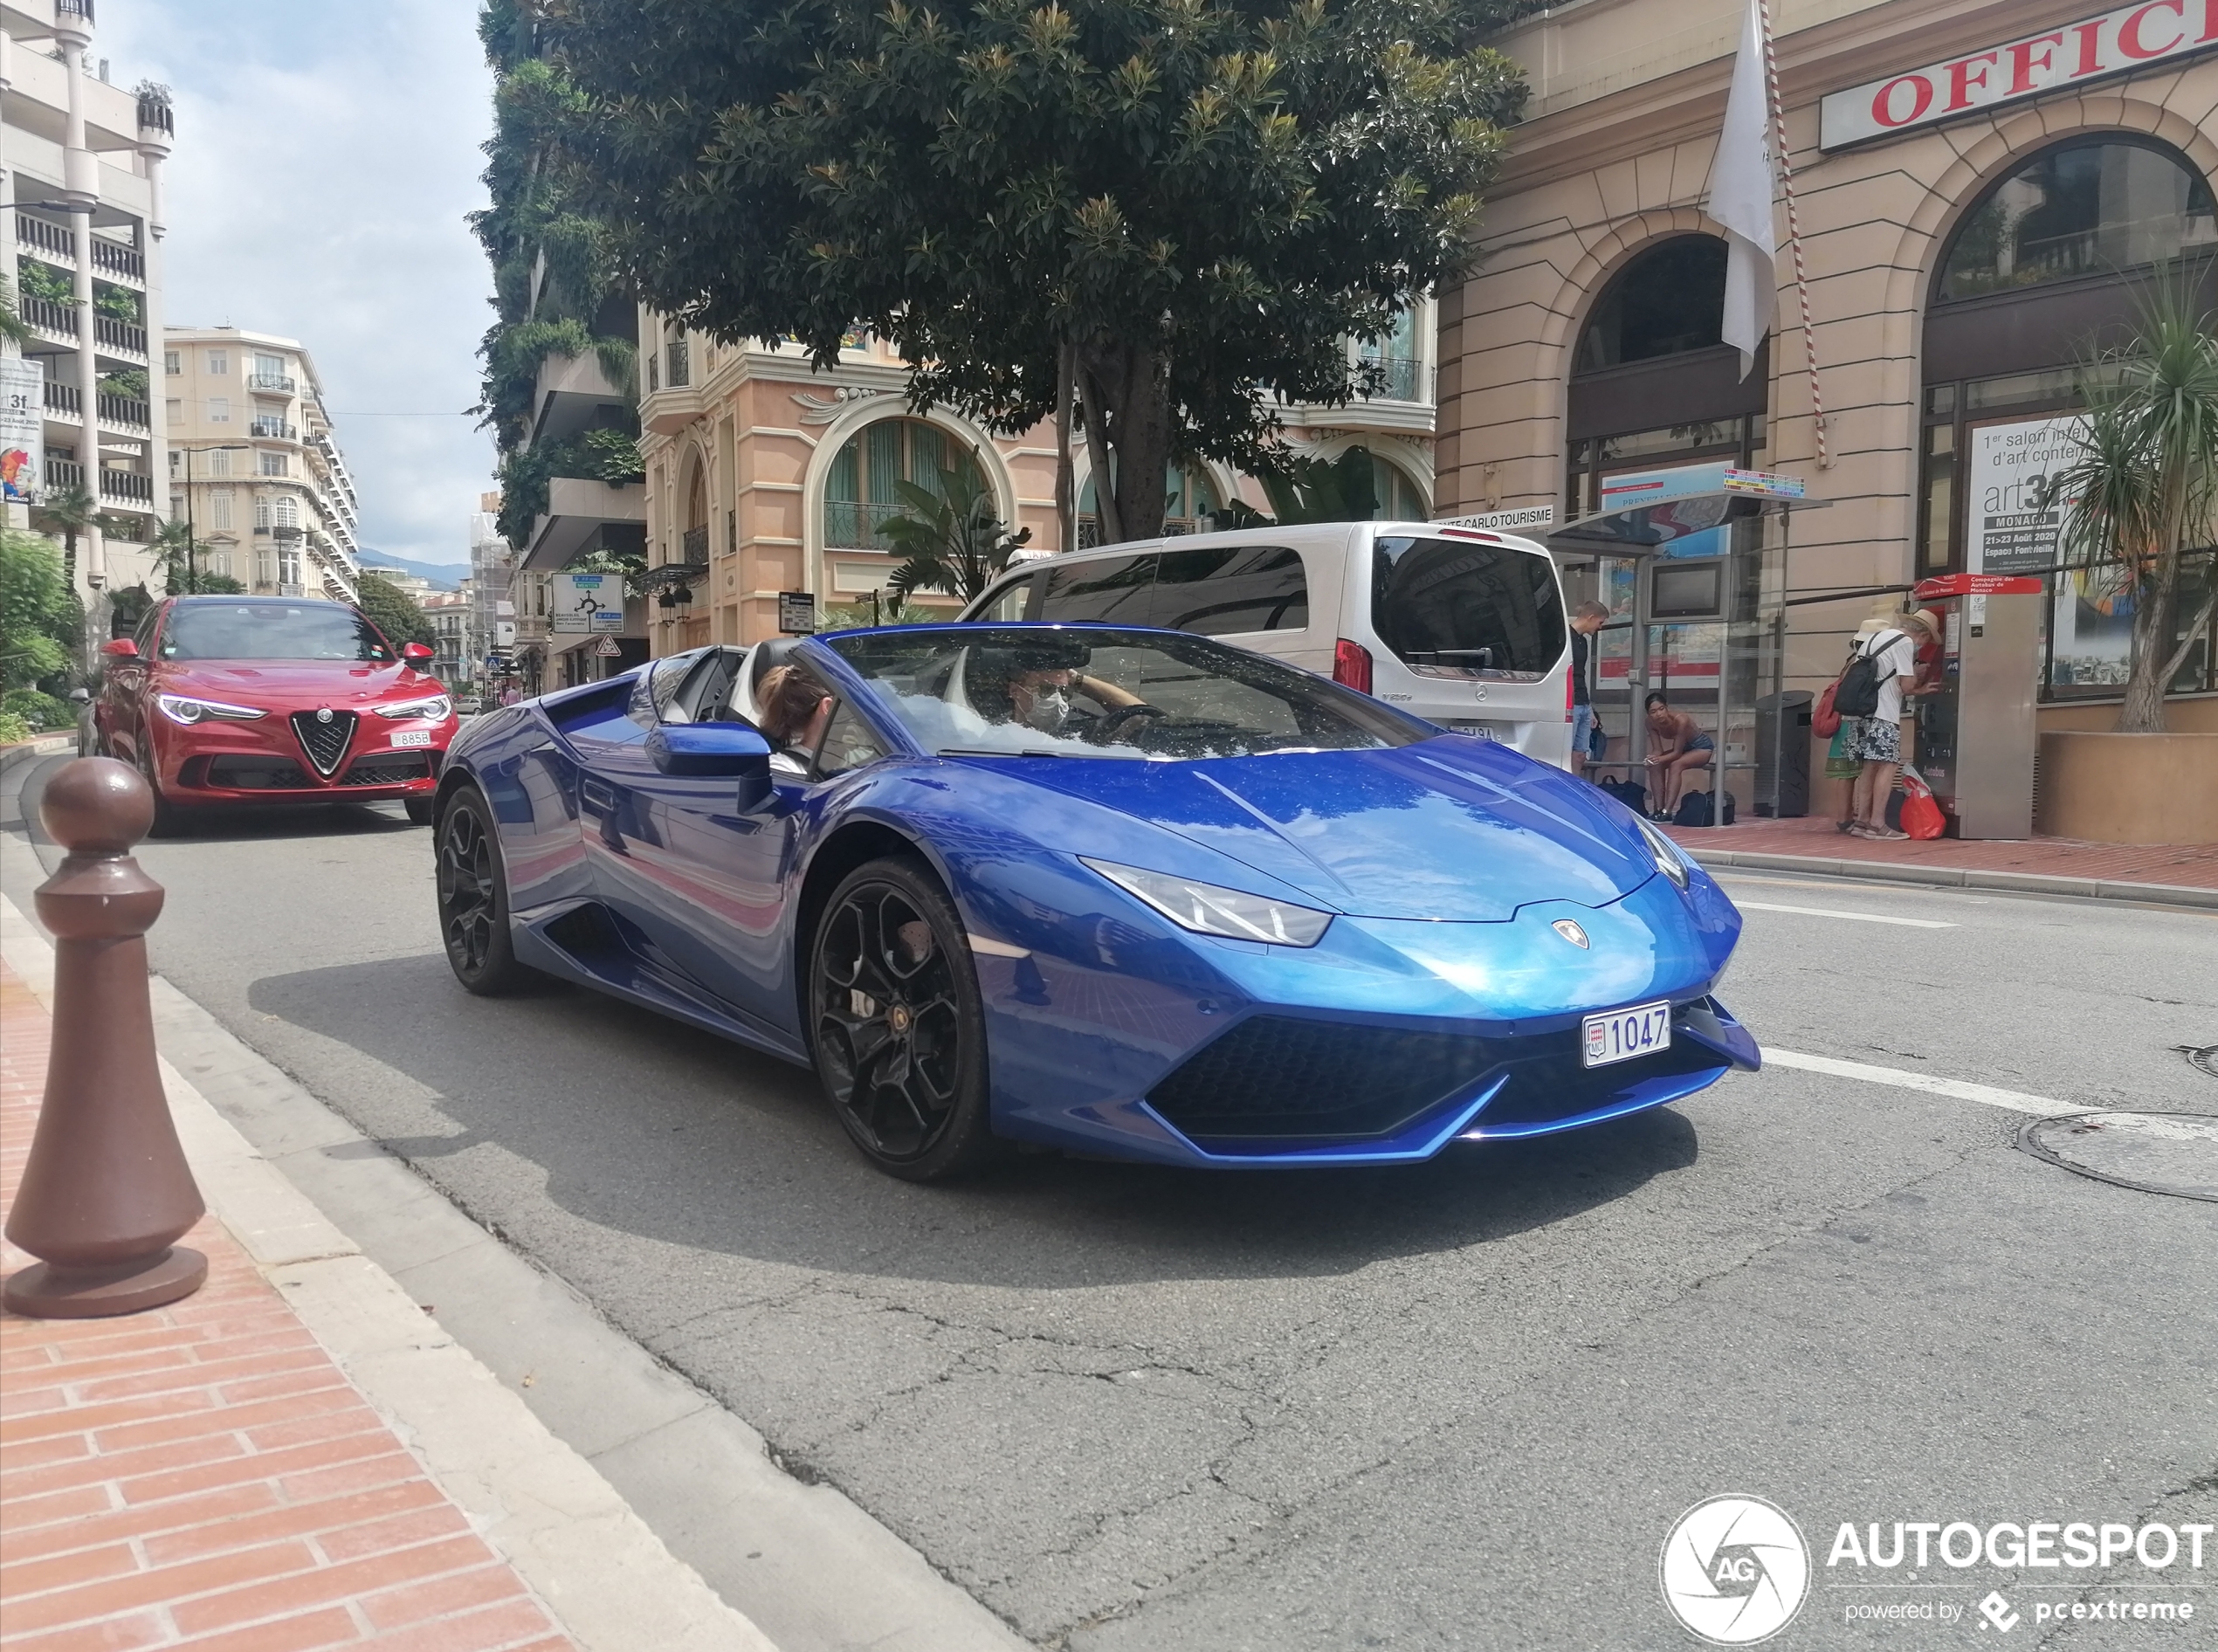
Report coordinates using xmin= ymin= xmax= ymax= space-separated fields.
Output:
xmin=1546 ymin=468 xmax=1828 ymax=823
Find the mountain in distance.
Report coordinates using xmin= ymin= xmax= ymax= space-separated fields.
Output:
xmin=357 ymin=554 xmax=471 ymax=591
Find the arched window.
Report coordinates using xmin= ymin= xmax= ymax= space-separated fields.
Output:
xmin=273 ymin=496 xmax=299 ymax=529
xmin=1937 ymin=138 xmax=2215 ymax=302
xmin=1078 ymin=464 xmax=1221 ymax=544
xmin=824 ymin=419 xmax=975 ymax=549
xmin=1370 ymin=455 xmax=1428 ymax=521
xmin=1577 ymin=237 xmax=1728 ymax=372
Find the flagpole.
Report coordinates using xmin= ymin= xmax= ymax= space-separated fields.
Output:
xmin=1753 ymin=0 xmax=1829 ymax=470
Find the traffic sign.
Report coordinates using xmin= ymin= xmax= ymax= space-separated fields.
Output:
xmin=778 ymin=591 xmax=816 ymax=635
xmin=593 ymin=637 xmax=622 ymax=657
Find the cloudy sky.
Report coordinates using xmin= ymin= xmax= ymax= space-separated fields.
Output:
xmin=106 ymin=0 xmax=497 ymax=569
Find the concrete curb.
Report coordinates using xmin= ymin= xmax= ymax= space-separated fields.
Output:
xmin=0 ymin=892 xmax=780 ymax=1652
xmin=1679 ymin=845 xmax=2218 ymax=911
xmin=0 ymin=733 xmax=75 ymax=776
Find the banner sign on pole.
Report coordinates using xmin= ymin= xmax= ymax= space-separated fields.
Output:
xmin=0 ymin=357 xmax=45 ymax=507
xmin=778 ymin=591 xmax=816 ymax=635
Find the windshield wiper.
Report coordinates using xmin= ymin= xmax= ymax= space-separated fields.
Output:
xmin=937 ymin=746 xmax=1073 ymax=758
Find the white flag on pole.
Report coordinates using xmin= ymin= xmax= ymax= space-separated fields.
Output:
xmin=1711 ymin=0 xmax=1777 ymax=382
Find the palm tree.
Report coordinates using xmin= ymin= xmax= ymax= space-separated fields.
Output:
xmin=151 ymin=518 xmax=198 ymax=595
xmin=2053 ymin=266 xmax=2218 ymax=733
xmin=0 ymin=272 xmax=33 ymax=350
xmin=882 ymin=448 xmax=1032 ymax=605
xmin=32 ymin=485 xmax=116 ymax=595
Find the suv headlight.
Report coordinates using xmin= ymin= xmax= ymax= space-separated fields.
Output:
xmin=1633 ymin=815 xmax=1691 ymax=891
xmin=375 ymin=694 xmax=451 ymax=720
xmin=155 ymin=693 xmax=266 ymax=726
xmin=1081 ymin=857 xmax=1333 ymax=947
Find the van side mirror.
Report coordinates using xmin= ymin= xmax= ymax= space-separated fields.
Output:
xmin=100 ymin=637 xmax=139 ymax=659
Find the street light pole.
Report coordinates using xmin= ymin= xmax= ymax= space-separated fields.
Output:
xmin=176 ymin=444 xmax=248 ymax=593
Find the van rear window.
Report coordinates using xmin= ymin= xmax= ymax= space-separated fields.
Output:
xmin=1370 ymin=537 xmax=1565 ymax=676
xmin=1036 ymin=554 xmax=1156 ymax=623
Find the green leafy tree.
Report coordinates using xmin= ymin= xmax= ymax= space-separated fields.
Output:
xmin=0 ymin=530 xmax=75 ymax=691
xmin=356 ymin=573 xmax=437 ymax=652
xmin=2053 ymin=268 xmax=2218 ymax=733
xmin=881 ymin=450 xmax=1033 ymax=604
xmin=15 ymin=258 xmax=73 ymax=309
xmin=539 ymin=0 xmax=1528 ymax=542
xmin=1257 ymin=447 xmax=1381 ymax=525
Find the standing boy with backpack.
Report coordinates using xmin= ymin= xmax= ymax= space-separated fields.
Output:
xmin=1836 ymin=609 xmax=1936 ymax=840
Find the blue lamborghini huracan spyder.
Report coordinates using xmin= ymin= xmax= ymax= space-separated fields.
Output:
xmin=433 ymin=624 xmax=1759 ymax=1180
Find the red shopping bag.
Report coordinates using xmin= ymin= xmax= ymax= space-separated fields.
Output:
xmin=1897 ymin=765 xmax=1945 ymax=840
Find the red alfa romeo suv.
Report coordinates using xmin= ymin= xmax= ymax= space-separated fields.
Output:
xmin=93 ymin=595 xmax=460 ymax=830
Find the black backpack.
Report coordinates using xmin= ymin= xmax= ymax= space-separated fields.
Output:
xmin=1833 ymin=631 xmax=1902 ymax=719
xmin=1673 ymin=789 xmax=1736 ymax=827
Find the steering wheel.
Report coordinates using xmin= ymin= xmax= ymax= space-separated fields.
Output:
xmin=1094 ymin=704 xmax=1166 ymax=739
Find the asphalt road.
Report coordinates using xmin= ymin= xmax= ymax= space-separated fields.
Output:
xmin=7 ymin=757 xmax=2215 ymax=1651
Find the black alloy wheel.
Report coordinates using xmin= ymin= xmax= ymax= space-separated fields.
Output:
xmin=809 ymin=857 xmax=998 ymax=1181
xmin=436 ymin=788 xmax=533 ymax=994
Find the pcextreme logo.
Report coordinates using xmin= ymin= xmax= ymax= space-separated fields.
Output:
xmin=1660 ymin=1495 xmax=1812 ymax=1645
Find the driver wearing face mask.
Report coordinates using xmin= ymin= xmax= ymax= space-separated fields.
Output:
xmin=1006 ymin=664 xmax=1147 ymax=735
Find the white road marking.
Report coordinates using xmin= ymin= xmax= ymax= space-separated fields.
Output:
xmin=1734 ymin=900 xmax=1957 ymax=928
xmin=1766 ymin=1049 xmax=2102 ymax=1116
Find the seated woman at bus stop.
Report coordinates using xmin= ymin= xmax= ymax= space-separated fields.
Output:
xmin=1642 ymin=692 xmax=1714 ymax=820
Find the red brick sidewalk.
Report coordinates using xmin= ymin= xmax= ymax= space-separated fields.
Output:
xmin=1664 ymin=812 xmax=2218 ymax=891
xmin=0 ymin=960 xmax=577 ymax=1652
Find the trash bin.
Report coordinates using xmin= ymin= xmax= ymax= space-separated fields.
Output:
xmin=1754 ymin=691 xmax=1812 ymax=817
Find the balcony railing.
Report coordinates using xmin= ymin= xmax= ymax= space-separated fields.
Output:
xmin=22 ymin=295 xmax=75 ymax=336
xmin=1360 ymin=354 xmax=1426 ymax=403
xmin=94 ymin=314 xmax=148 ymax=357
xmin=823 ymin=499 xmax=906 ymax=549
xmin=17 ymin=216 xmax=73 ymax=260
xmin=249 ymin=373 xmax=296 ymax=394
xmin=57 ymin=0 xmax=94 ymax=23
xmin=98 ymin=393 xmax=150 ymax=430
xmin=90 ymin=240 xmax=144 ymax=283
xmin=681 ymin=524 xmax=709 ymax=562
xmin=278 ymin=582 xmax=306 ymax=598
xmin=44 ymin=382 xmax=79 ymax=417
xmin=250 ymin=418 xmax=296 ymax=440
xmin=45 ymin=458 xmax=83 ymax=492
xmin=98 ymin=468 xmax=154 ymax=505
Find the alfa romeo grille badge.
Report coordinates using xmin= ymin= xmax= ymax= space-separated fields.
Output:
xmin=315 ymin=707 xmax=334 ymax=724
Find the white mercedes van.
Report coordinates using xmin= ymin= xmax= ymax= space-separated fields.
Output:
xmin=958 ymin=521 xmax=1574 ymax=767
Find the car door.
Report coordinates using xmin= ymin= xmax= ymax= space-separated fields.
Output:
xmin=97 ymin=602 xmax=164 ymax=763
xmin=603 ymin=652 xmax=820 ymax=1043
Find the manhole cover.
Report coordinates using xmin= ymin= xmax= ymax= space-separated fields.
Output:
xmin=2018 ymin=1112 xmax=2218 ymax=1202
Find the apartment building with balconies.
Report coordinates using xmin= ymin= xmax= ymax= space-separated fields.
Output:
xmin=630 ymin=304 xmax=1444 ymax=658
xmin=2 ymin=0 xmax=173 ymax=602
xmin=164 ymin=326 xmax=361 ymax=602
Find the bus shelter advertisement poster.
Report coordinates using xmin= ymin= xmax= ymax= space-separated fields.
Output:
xmin=1966 ymin=414 xmax=2132 ymax=688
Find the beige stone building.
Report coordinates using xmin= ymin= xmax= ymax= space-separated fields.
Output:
xmin=622 ymin=311 xmax=1443 ymax=664
xmin=165 ymin=327 xmax=361 ymax=602
xmin=1437 ymin=0 xmax=2217 ymax=821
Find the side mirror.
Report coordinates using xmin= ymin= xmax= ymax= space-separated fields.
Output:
xmin=647 ymin=723 xmax=772 ymax=778
xmin=69 ymin=687 xmax=91 ymax=704
xmin=100 ymin=638 xmax=139 ymax=658
xmin=401 ymin=642 xmax=435 ymax=665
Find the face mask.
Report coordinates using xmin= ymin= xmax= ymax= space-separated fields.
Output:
xmin=1023 ymin=686 xmax=1071 ymax=731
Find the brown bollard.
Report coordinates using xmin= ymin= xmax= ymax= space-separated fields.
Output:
xmin=3 ymin=757 xmax=207 ymax=1317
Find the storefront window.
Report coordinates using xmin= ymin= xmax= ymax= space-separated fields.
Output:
xmin=1937 ymin=139 xmax=2216 ymax=301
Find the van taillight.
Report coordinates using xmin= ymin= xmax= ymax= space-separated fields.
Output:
xmin=1333 ymin=639 xmax=1373 ymax=694
xmin=1566 ymin=664 xmax=1575 ymax=722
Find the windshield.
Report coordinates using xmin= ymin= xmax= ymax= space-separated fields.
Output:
xmin=821 ymin=627 xmax=1429 ymax=761
xmin=160 ymin=603 xmax=393 ymax=663
xmin=1371 ymin=536 xmax=1566 ymax=676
